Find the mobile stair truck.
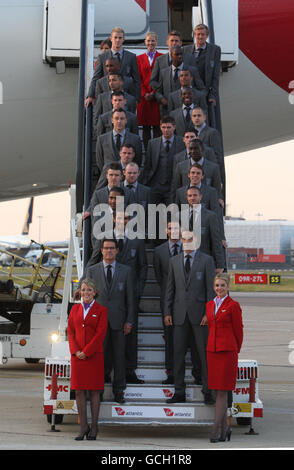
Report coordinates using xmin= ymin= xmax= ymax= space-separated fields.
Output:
xmin=43 ymin=0 xmax=263 ymax=434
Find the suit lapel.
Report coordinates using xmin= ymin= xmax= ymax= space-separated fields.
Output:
xmin=215 ymin=295 xmax=231 ymax=318
xmin=110 ymin=262 xmax=120 ymax=295
xmin=186 ymin=250 xmax=199 ymax=288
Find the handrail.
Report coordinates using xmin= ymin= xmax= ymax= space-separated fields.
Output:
xmin=75 ymin=0 xmax=89 ymax=214
xmin=83 ymin=103 xmax=93 ymax=269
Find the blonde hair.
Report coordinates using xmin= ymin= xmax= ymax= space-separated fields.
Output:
xmin=214 ymin=272 xmax=230 ymax=287
xmin=80 ymin=278 xmax=98 ymax=297
xmin=111 ymin=27 xmax=125 ymax=36
xmin=146 ymin=31 xmax=158 ymax=40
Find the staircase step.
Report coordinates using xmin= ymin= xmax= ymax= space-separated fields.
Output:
xmin=134 ymin=365 xmax=194 ymax=383
xmin=137 ymin=330 xmax=165 ymax=346
xmin=138 ymin=313 xmax=163 ymax=330
xmin=142 ymin=280 xmax=161 ymax=296
xmin=137 ymin=346 xmax=192 ymax=365
xmin=140 ymin=296 xmax=160 ymax=313
xmin=103 ymin=383 xmax=202 ymax=402
xmin=98 ymin=400 xmax=214 ymax=425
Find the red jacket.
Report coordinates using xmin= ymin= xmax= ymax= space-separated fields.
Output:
xmin=206 ymin=296 xmax=243 ymax=353
xmin=67 ymin=302 xmax=108 ymax=358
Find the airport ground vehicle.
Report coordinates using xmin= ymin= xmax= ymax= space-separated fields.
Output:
xmin=0 ymin=245 xmax=69 ymax=364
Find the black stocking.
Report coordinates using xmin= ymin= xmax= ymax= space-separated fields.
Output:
xmin=89 ymin=390 xmax=101 ymax=436
xmin=75 ymin=390 xmax=88 ymax=436
xmin=210 ymin=390 xmax=228 ymax=440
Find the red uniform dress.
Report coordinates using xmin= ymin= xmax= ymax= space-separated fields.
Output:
xmin=206 ymin=296 xmax=243 ymax=391
xmin=67 ymin=302 xmax=108 ymax=390
xmin=136 ymin=51 xmax=162 ymax=126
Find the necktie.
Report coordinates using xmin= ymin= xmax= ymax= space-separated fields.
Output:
xmin=117 ymin=238 xmax=124 ymax=252
xmin=115 ymin=52 xmax=121 ymax=62
xmin=174 ymin=68 xmax=179 ymax=82
xmin=189 ymin=209 xmax=194 ymax=231
xmin=127 ymin=184 xmax=134 ymax=190
xmin=116 ymin=133 xmax=121 ymax=151
xmin=195 ymin=129 xmax=199 ymax=136
xmin=165 ymin=140 xmax=170 ymax=153
xmin=185 ymin=107 xmax=191 ymax=122
xmin=185 ymin=254 xmax=191 ymax=275
xmin=106 ymin=265 xmax=112 ymax=284
xmin=173 ymin=243 xmax=178 ymax=256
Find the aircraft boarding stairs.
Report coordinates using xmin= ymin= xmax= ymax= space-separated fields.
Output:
xmin=98 ymin=246 xmax=215 ymax=426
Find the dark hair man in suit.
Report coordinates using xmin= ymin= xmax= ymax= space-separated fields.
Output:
xmin=84 ymin=237 xmax=135 ymax=404
xmin=164 ymin=230 xmax=215 ymax=405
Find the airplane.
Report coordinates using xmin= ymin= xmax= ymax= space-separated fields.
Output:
xmin=0 ymin=198 xmax=34 ymax=249
xmin=0 ymin=0 xmax=293 ymax=203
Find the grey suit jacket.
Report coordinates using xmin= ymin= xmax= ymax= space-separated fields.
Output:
xmin=170 ymin=106 xmax=195 ymax=137
xmin=164 ymin=250 xmax=215 ymax=325
xmin=95 ymin=130 xmax=142 ymax=176
xmin=93 ymin=91 xmax=137 ymax=129
xmin=173 ymin=146 xmax=217 ymax=167
xmin=172 ymin=157 xmax=222 ymax=198
xmin=96 ymin=110 xmax=138 ymax=137
xmin=168 ymin=87 xmax=207 ymax=113
xmin=142 ymin=135 xmax=186 ymax=186
xmin=155 ymin=64 xmax=205 ymax=103
xmin=88 ymin=49 xmax=141 ymax=101
xmin=95 ymin=74 xmax=136 ymax=99
xmin=175 ymin=184 xmax=225 ymax=241
xmin=198 ymin=207 xmax=225 ymax=268
xmin=183 ymin=42 xmax=221 ymax=100
xmin=197 ymin=124 xmax=223 ymax=168
xmin=153 ymin=240 xmax=182 ymax=311
xmin=88 ymin=184 xmax=135 ymax=214
xmin=85 ymin=261 xmax=135 ymax=329
xmin=149 ymin=52 xmax=197 ymax=93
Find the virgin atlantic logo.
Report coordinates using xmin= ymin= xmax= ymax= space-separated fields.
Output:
xmin=114 ymin=407 xmax=126 ymax=416
xmin=163 ymin=408 xmax=174 ymax=417
xmin=162 ymin=389 xmax=173 ymax=398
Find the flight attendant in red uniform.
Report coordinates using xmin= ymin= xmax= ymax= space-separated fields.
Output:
xmin=67 ymin=278 xmax=108 ymax=441
xmin=136 ymin=32 xmax=162 ymax=150
xmin=205 ymin=273 xmax=243 ymax=443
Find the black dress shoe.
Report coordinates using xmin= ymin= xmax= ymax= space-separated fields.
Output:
xmin=114 ymin=392 xmax=125 ymax=404
xmin=166 ymin=394 xmax=186 ymax=404
xmin=162 ymin=375 xmax=174 ymax=385
xmin=126 ymin=373 xmax=145 ymax=384
xmin=203 ymin=392 xmax=215 ymax=405
xmin=104 ymin=375 xmax=111 ymax=383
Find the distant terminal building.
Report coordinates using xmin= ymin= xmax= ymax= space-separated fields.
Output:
xmin=223 ymin=218 xmax=294 ymax=268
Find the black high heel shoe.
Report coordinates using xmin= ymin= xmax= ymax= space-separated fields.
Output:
xmin=87 ymin=426 xmax=98 ymax=441
xmin=219 ymin=426 xmax=232 ymax=442
xmin=75 ymin=425 xmax=90 ymax=441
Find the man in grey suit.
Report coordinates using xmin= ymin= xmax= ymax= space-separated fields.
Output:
xmin=84 ymin=238 xmax=135 ymax=403
xmin=164 ymin=230 xmax=215 ymax=404
xmin=93 ymin=74 xmax=137 ymax=130
xmin=96 ymin=91 xmax=139 ymax=137
xmin=154 ymin=46 xmax=205 ymax=116
xmin=186 ymin=186 xmax=225 ymax=272
xmin=183 ymin=24 xmax=221 ymax=108
xmin=142 ymin=116 xmax=185 ymax=206
xmin=172 ymin=138 xmax=223 ymax=201
xmin=153 ymin=220 xmax=182 ymax=384
xmin=95 ymin=109 xmax=142 ymax=178
xmin=94 ymin=57 xmax=136 ymax=99
xmin=170 ymin=88 xmax=198 ymax=137
xmin=174 ymin=163 xmax=226 ymax=248
xmin=95 ymin=144 xmax=137 ymax=191
xmin=173 ymin=130 xmax=217 ymax=171
xmin=112 ymin=211 xmax=147 ymax=385
xmin=85 ymin=27 xmax=141 ymax=105
xmin=191 ymin=107 xmax=224 ymax=185
xmin=168 ymin=68 xmax=208 ymax=113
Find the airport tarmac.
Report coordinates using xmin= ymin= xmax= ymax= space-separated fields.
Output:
xmin=0 ymin=292 xmax=293 ymax=452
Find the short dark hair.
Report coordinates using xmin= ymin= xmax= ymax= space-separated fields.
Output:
xmin=106 ymin=162 xmax=123 ymax=173
xmin=186 ymin=185 xmax=201 ymax=195
xmin=112 ymin=108 xmax=127 ymax=117
xmin=160 ymin=115 xmax=176 ymax=126
xmin=109 ymin=186 xmax=125 ymax=196
xmin=101 ymin=238 xmax=118 ymax=249
xmin=168 ymin=30 xmax=182 ymax=40
xmin=111 ymin=90 xmax=125 ymax=98
xmin=189 ymin=163 xmax=204 ymax=174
